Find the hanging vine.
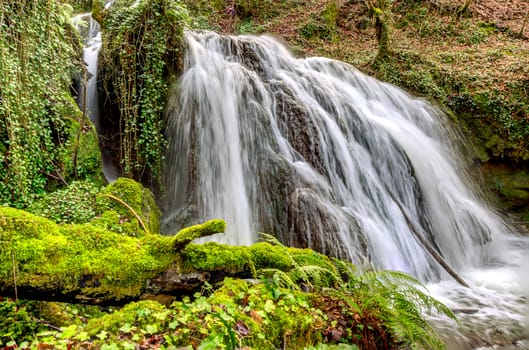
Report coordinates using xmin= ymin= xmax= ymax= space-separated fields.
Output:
xmin=98 ymin=0 xmax=190 ymax=188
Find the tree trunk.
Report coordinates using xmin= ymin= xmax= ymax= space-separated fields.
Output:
xmin=367 ymin=0 xmax=392 ymax=60
xmin=0 ymin=207 xmax=298 ymax=305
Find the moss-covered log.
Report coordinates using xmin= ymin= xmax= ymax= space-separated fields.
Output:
xmin=0 ymin=207 xmax=310 ymax=305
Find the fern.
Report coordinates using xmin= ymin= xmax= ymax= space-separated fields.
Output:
xmin=255 ymin=234 xmax=455 ymax=350
xmin=348 ymin=269 xmax=455 ymax=349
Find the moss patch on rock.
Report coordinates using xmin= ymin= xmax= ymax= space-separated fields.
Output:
xmin=94 ymin=178 xmax=161 ymax=235
xmin=0 ymin=206 xmax=175 ymax=303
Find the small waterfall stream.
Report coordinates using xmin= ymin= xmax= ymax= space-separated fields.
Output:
xmin=72 ymin=13 xmax=101 ymax=128
xmin=162 ymin=30 xmax=529 ymax=348
xmin=72 ymin=11 xmax=120 ymax=182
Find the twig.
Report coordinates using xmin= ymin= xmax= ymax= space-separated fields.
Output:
xmin=386 ymin=187 xmax=469 ymax=288
xmin=12 ymin=252 xmax=18 ymax=301
xmin=98 ymin=193 xmax=149 ymax=234
xmin=30 ymin=317 xmax=62 ymax=331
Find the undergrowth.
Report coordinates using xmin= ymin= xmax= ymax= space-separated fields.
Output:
xmin=1 ymin=234 xmax=455 ymax=349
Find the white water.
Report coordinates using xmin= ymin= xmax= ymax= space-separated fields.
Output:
xmin=162 ymin=30 xmax=529 ymax=348
xmin=71 ymin=13 xmax=101 ymax=127
xmin=71 ymin=11 xmax=120 ymax=182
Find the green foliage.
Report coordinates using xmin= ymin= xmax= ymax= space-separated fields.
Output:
xmin=64 ymin=121 xmax=104 ymax=184
xmin=258 ymin=233 xmax=340 ymax=290
xmin=299 ymin=19 xmax=332 ymax=41
xmin=0 ymin=299 xmax=45 ymax=346
xmin=14 ymin=265 xmax=453 ymax=349
xmin=233 ymin=0 xmax=278 ymax=20
xmin=257 ymin=237 xmax=455 ymax=350
xmin=99 ymin=0 xmax=191 ymax=184
xmin=235 ymin=18 xmax=266 ymax=34
xmin=345 ymin=269 xmax=456 ymax=350
xmin=28 ymin=181 xmax=101 ymax=224
xmin=0 ymin=0 xmax=82 ymax=207
xmin=372 ymin=51 xmax=446 ymax=102
xmin=65 ymin=0 xmax=93 ymax=14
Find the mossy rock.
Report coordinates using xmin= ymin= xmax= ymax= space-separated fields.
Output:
xmin=0 ymin=206 xmax=176 ymax=301
xmin=482 ymin=164 xmax=529 ymax=211
xmin=94 ymin=178 xmax=161 ymax=235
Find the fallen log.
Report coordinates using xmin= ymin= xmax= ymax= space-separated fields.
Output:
xmin=0 ymin=207 xmax=294 ymax=305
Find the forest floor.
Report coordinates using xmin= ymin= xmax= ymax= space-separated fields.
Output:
xmin=197 ymin=0 xmax=529 ymax=94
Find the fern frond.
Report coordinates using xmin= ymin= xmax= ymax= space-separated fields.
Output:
xmin=258 ymin=268 xmax=300 ymax=290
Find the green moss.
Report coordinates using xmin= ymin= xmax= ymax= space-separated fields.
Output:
xmin=85 ymin=300 xmax=167 ymax=334
xmin=94 ymin=178 xmax=161 ymax=235
xmin=0 ymin=207 xmax=175 ymax=301
xmin=483 ymin=166 xmax=529 ymax=211
xmin=180 ymin=242 xmax=255 ymax=275
xmin=249 ymin=242 xmax=293 ymax=270
xmin=173 ymin=219 xmax=226 ymax=248
xmin=322 ymin=1 xmax=339 ymax=33
xmin=179 ymin=241 xmax=331 ymax=275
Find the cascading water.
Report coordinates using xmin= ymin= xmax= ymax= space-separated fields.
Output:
xmin=163 ymin=30 xmax=529 ymax=348
xmin=72 ymin=13 xmax=101 ymax=127
xmin=72 ymin=11 xmax=120 ymax=182
xmin=162 ymin=30 xmax=504 ymax=279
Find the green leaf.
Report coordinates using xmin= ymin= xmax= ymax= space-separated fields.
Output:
xmin=75 ymin=332 xmax=90 ymax=341
xmin=145 ymin=323 xmax=158 ymax=334
xmin=119 ymin=323 xmax=133 ymax=333
xmin=96 ymin=330 xmax=109 ymax=340
xmin=59 ymin=324 xmax=77 ymax=339
xmin=264 ymin=299 xmax=275 ymax=313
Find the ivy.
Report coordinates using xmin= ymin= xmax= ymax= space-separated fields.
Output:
xmin=99 ymin=0 xmax=191 ymax=185
xmin=0 ymin=0 xmax=81 ymax=207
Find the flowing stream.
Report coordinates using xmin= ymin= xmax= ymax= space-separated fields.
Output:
xmin=71 ymin=13 xmax=101 ymax=128
xmin=162 ymin=30 xmax=529 ymax=349
xmin=72 ymin=11 xmax=120 ymax=182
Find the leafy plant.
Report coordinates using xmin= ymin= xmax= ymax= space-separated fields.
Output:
xmin=0 ymin=0 xmax=82 ymax=207
xmin=99 ymin=0 xmax=191 ymax=186
xmin=28 ymin=181 xmax=101 ymax=224
xmin=257 ymin=236 xmax=456 ymax=350
xmin=0 ymin=299 xmax=45 ymax=346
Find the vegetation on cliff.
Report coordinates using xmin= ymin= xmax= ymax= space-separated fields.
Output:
xmin=0 ymin=0 xmax=102 ymax=208
xmin=96 ymin=0 xmax=190 ymax=189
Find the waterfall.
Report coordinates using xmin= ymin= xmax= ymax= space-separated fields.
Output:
xmin=72 ymin=13 xmax=101 ymax=128
xmin=163 ymin=30 xmax=512 ymax=281
xmin=72 ymin=12 xmax=120 ymax=182
xmin=162 ymin=31 xmax=529 ymax=348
